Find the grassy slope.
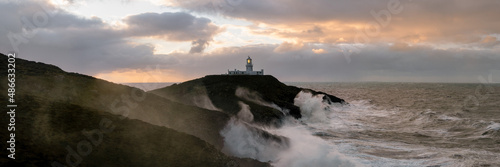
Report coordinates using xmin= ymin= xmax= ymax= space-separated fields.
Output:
xmin=0 ymin=96 xmax=236 ymax=167
xmin=0 ymin=54 xmax=231 ymax=149
xmin=0 ymin=53 xmax=268 ymax=166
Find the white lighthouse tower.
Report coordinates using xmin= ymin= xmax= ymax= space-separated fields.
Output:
xmin=227 ymin=56 xmax=264 ymax=75
xmin=246 ymin=56 xmax=253 ymax=72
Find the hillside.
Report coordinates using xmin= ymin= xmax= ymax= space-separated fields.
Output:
xmin=0 ymin=53 xmax=267 ymax=166
xmin=0 ymin=96 xmax=237 ymax=166
xmin=0 ymin=53 xmax=347 ymax=166
xmin=0 ymin=54 xmax=235 ymax=149
xmin=150 ymin=75 xmax=346 ymax=125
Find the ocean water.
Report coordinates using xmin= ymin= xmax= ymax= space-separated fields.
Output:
xmin=123 ymin=82 xmax=176 ymax=91
xmin=287 ymin=82 xmax=500 ymax=167
xmin=128 ymin=82 xmax=500 ymax=166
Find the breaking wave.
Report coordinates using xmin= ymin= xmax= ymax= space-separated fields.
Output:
xmin=220 ymin=90 xmax=362 ymax=167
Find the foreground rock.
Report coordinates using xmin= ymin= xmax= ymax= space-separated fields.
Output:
xmin=0 ymin=53 xmax=267 ymax=167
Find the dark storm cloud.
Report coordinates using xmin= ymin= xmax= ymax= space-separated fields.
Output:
xmin=173 ymin=0 xmax=382 ymax=23
xmin=124 ymin=12 xmax=220 ymax=41
xmin=124 ymin=12 xmax=222 ymax=53
xmin=0 ymin=1 xmax=102 ymax=31
xmin=0 ymin=0 xmax=219 ymax=74
xmin=2 ymin=24 xmax=173 ymax=74
xmin=174 ymin=0 xmax=500 ymax=44
xmin=175 ymin=0 xmax=500 ymax=24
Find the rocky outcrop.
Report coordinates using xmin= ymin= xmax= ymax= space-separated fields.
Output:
xmin=150 ymin=75 xmax=346 ymax=125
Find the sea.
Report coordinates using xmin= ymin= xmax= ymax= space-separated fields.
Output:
xmin=126 ymin=82 xmax=500 ymax=167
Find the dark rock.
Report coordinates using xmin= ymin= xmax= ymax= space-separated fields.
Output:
xmin=150 ymin=75 xmax=346 ymax=126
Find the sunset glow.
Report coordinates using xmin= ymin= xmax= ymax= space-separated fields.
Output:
xmin=1 ymin=0 xmax=499 ymax=83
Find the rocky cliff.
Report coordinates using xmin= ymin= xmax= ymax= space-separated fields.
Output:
xmin=150 ymin=75 xmax=346 ymax=125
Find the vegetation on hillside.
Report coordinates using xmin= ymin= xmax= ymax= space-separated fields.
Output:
xmin=0 ymin=53 xmax=268 ymax=166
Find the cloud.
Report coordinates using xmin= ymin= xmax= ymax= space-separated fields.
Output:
xmin=171 ymin=0 xmax=380 ymax=23
xmin=1 ymin=0 xmax=499 ymax=83
xmin=312 ymin=48 xmax=327 ymax=54
xmin=305 ymin=26 xmax=323 ymax=34
xmin=123 ymin=12 xmax=222 ymax=53
xmin=0 ymin=0 xmax=220 ymax=75
xmin=389 ymin=42 xmax=412 ymax=51
xmin=124 ymin=12 xmax=221 ymax=41
xmin=481 ymin=36 xmax=498 ymax=44
xmin=189 ymin=39 xmax=210 ymax=53
xmin=173 ymin=0 xmax=500 ymax=46
xmin=478 ymin=36 xmax=500 ymax=48
xmin=274 ymin=41 xmax=304 ymax=53
xmin=152 ymin=43 xmax=500 ymax=83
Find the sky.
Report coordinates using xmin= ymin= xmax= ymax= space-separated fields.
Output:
xmin=1 ymin=0 xmax=500 ymax=83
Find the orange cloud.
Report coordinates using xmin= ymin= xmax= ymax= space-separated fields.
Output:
xmin=312 ymin=48 xmax=327 ymax=54
xmin=274 ymin=41 xmax=304 ymax=53
xmin=481 ymin=36 xmax=498 ymax=44
xmin=218 ymin=1 xmax=500 ymax=48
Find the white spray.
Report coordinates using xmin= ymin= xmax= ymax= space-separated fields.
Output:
xmin=235 ymin=87 xmax=288 ymax=115
xmin=220 ymin=89 xmax=363 ymax=167
xmin=220 ymin=102 xmax=287 ymax=162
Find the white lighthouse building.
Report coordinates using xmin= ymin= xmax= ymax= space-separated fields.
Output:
xmin=227 ymin=56 xmax=264 ymax=75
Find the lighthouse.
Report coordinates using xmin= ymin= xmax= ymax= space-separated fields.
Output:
xmin=246 ymin=56 xmax=253 ymax=72
xmin=227 ymin=56 xmax=264 ymax=75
